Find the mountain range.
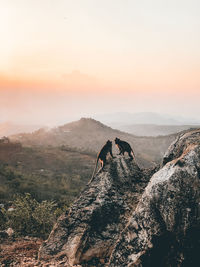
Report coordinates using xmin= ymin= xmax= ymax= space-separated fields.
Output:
xmin=94 ymin=112 xmax=200 ymax=125
xmin=10 ymin=117 xmax=178 ymax=167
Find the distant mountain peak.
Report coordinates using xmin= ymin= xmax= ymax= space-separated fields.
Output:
xmin=79 ymin=117 xmax=101 ymax=123
xmin=59 ymin=117 xmax=111 ymax=131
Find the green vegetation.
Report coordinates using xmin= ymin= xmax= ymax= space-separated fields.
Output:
xmin=0 ymin=145 xmax=95 ymax=208
xmin=2 ymin=193 xmax=61 ymax=239
xmin=0 ymin=144 xmax=95 ymax=238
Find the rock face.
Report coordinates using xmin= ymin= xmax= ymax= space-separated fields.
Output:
xmin=39 ymin=157 xmax=150 ymax=266
xmin=39 ymin=129 xmax=200 ymax=266
xmin=109 ymin=129 xmax=200 ymax=266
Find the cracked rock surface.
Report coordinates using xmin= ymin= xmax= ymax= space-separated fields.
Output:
xmin=109 ymin=129 xmax=200 ymax=267
xmin=39 ymin=129 xmax=200 ymax=267
xmin=39 ymin=157 xmax=151 ymax=266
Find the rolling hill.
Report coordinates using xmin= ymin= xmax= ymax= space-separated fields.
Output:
xmin=94 ymin=112 xmax=200 ymax=125
xmin=0 ymin=118 xmax=180 ymax=208
xmin=10 ymin=118 xmax=178 ymax=167
xmin=0 ymin=142 xmax=95 ymax=206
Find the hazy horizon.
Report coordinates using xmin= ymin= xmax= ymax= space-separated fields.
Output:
xmin=1 ymin=0 xmax=200 ymax=125
xmin=1 ymin=111 xmax=200 ymax=128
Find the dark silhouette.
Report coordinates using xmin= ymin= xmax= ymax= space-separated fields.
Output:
xmin=90 ymin=140 xmax=114 ymax=182
xmin=115 ymin=137 xmax=135 ymax=161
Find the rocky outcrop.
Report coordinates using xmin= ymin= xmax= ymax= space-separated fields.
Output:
xmin=39 ymin=129 xmax=200 ymax=266
xmin=39 ymin=158 xmax=150 ymax=266
xmin=109 ymin=129 xmax=200 ymax=266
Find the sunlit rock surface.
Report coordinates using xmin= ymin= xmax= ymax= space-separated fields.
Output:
xmin=109 ymin=129 xmax=200 ymax=267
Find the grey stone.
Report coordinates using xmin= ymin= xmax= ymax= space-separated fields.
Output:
xmin=109 ymin=129 xmax=200 ymax=266
xmin=39 ymin=157 xmax=149 ymax=266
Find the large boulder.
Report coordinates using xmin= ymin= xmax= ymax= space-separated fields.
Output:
xmin=39 ymin=157 xmax=150 ymax=266
xmin=109 ymin=129 xmax=200 ymax=266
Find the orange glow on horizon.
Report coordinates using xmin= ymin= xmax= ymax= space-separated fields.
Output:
xmin=1 ymin=67 xmax=199 ymax=98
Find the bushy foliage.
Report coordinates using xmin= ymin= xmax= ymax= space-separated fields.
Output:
xmin=0 ymin=146 xmax=95 ymax=207
xmin=0 ymin=146 xmax=95 ymax=238
xmin=5 ymin=193 xmax=62 ymax=239
xmin=0 ymin=208 xmax=6 ymax=230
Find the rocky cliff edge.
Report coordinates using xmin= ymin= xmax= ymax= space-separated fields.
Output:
xmin=110 ymin=129 xmax=200 ymax=266
xmin=39 ymin=129 xmax=200 ymax=266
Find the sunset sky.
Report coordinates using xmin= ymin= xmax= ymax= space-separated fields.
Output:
xmin=0 ymin=0 xmax=200 ymax=125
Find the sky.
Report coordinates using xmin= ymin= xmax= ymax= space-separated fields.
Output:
xmin=0 ymin=0 xmax=200 ymax=125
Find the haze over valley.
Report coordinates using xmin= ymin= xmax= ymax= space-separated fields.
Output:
xmin=1 ymin=112 xmax=199 ymax=138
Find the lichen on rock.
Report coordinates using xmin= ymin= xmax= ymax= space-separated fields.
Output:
xmin=109 ymin=129 xmax=200 ymax=267
xmin=39 ymin=157 xmax=149 ymax=266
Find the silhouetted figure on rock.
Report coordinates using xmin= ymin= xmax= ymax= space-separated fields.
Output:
xmin=89 ymin=140 xmax=115 ymax=183
xmin=115 ymin=137 xmax=136 ymax=161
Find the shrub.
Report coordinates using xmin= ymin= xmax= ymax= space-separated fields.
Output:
xmin=0 ymin=208 xmax=6 ymax=230
xmin=5 ymin=193 xmax=61 ymax=239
